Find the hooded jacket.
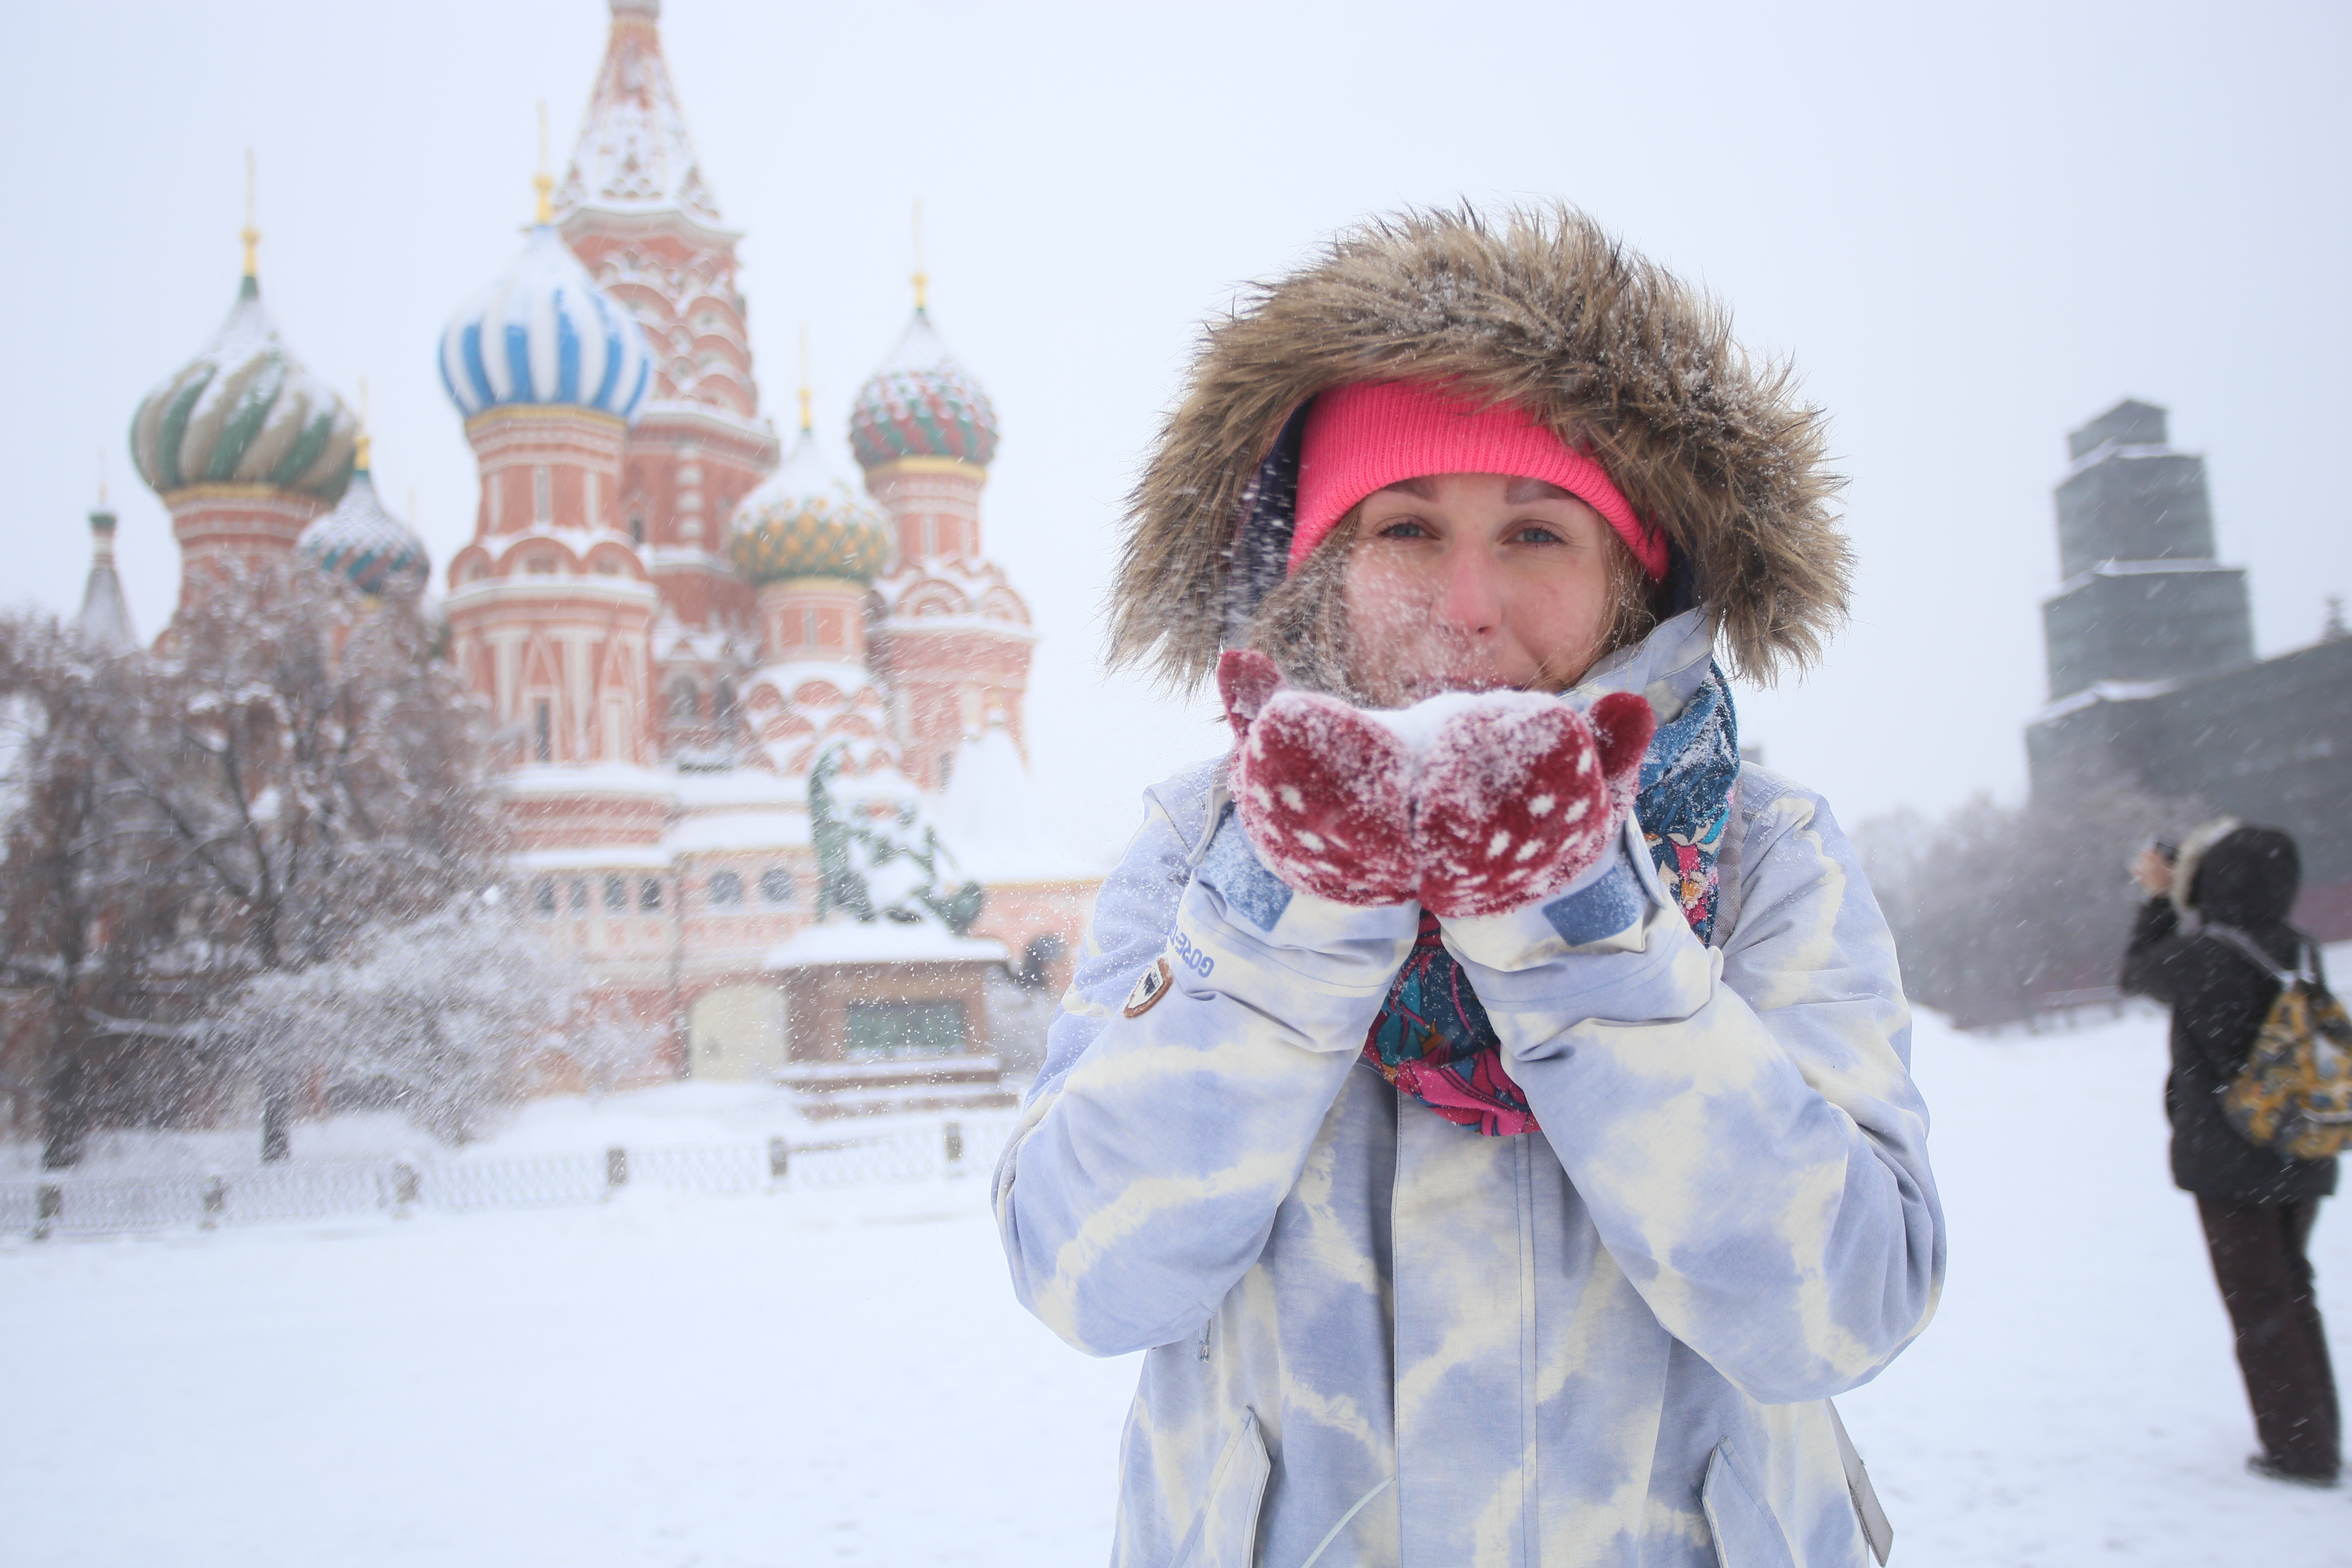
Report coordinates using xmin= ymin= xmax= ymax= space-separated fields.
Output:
xmin=2122 ymin=823 xmax=2336 ymax=1203
xmin=1110 ymin=206 xmax=1850 ymax=693
xmin=996 ymin=211 xmax=1940 ymax=1568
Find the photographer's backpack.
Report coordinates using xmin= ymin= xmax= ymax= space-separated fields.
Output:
xmin=2205 ymin=925 xmax=2352 ymax=1160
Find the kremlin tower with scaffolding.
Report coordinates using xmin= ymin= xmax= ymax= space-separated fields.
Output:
xmin=113 ymin=0 xmax=1095 ymax=1106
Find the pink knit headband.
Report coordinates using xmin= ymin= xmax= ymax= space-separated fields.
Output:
xmin=1288 ymin=381 xmax=1668 ymax=579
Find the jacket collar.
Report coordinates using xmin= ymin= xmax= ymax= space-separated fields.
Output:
xmin=1570 ymin=608 xmax=1716 ymax=724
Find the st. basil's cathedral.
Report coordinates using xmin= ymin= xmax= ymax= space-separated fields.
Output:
xmin=92 ymin=0 xmax=1094 ymax=1110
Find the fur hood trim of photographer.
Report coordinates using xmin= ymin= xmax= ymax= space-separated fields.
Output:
xmin=1109 ymin=204 xmax=1852 ymax=691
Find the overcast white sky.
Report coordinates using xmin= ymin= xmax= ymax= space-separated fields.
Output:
xmin=7 ymin=0 xmax=2347 ymax=861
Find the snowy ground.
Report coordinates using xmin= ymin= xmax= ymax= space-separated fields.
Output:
xmin=9 ymin=1000 xmax=2352 ymax=1566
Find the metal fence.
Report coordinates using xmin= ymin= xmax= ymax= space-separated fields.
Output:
xmin=0 ymin=1112 xmax=1023 ymax=1240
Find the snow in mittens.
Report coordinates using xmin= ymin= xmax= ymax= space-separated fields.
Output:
xmin=1230 ymin=680 xmax=1647 ymax=916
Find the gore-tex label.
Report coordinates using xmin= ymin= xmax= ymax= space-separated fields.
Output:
xmin=1171 ymin=929 xmax=1215 ymax=978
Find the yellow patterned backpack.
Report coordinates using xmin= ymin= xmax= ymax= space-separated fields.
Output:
xmin=2207 ymin=926 xmax=2352 ymax=1161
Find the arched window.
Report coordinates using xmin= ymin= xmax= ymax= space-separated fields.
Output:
xmin=603 ymin=874 xmax=628 ymax=912
xmin=760 ymin=867 xmax=793 ymax=905
xmin=714 ymin=679 xmax=737 ymax=724
xmin=639 ymin=877 xmax=663 ymax=912
xmin=628 ymin=514 xmax=646 ymax=545
xmin=533 ymin=878 xmax=557 ymax=916
xmin=709 ymin=870 xmax=743 ymax=906
xmin=570 ymin=879 xmax=589 ymax=914
xmin=668 ymin=678 xmax=700 ymax=720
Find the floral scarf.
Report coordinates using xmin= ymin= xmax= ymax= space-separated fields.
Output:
xmin=1359 ymin=668 xmax=1742 ymax=1136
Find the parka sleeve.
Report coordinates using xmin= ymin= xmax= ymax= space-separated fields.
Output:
xmin=994 ymin=805 xmax=1418 ymax=1358
xmin=2119 ymin=896 xmax=2189 ymax=1004
xmin=1442 ymin=776 xmax=1945 ymax=1405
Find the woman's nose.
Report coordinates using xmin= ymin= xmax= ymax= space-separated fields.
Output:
xmin=1435 ymin=546 xmax=1504 ymax=636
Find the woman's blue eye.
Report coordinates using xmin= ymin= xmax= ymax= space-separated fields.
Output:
xmin=1378 ymin=520 xmax=1433 ymax=539
xmin=1511 ymin=525 xmax=1564 ymax=545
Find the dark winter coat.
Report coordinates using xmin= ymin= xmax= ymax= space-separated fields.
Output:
xmin=2121 ymin=824 xmax=2337 ymax=1204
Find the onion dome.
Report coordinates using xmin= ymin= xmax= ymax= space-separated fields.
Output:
xmin=438 ymin=226 xmax=651 ymax=422
xmin=848 ymin=309 xmax=1000 ymax=469
xmin=130 ymin=275 xmax=358 ymax=503
xmin=298 ymin=435 xmax=429 ymax=598
xmin=729 ymin=429 xmax=892 ymax=584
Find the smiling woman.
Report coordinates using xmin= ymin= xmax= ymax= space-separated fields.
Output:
xmin=995 ymin=206 xmax=1938 ymax=1568
xmin=1256 ymin=466 xmax=1666 ymax=707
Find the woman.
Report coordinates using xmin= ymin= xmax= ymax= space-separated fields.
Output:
xmin=2123 ymin=820 xmax=2340 ymax=1487
xmin=994 ymin=208 xmax=1943 ymax=1567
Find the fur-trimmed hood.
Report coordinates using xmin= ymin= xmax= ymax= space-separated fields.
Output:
xmin=1109 ymin=206 xmax=1850 ymax=690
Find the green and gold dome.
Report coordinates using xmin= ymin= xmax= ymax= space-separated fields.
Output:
xmin=130 ymin=265 xmax=358 ymax=505
xmin=729 ymin=429 xmax=892 ymax=585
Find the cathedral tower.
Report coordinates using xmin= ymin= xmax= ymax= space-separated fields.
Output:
xmin=553 ymin=0 xmax=779 ymax=751
xmin=438 ymin=196 xmax=666 ymax=868
xmin=852 ymin=288 xmax=1035 ymax=790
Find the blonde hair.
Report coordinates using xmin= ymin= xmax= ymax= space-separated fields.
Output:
xmin=1245 ymin=505 xmax=1666 ymax=702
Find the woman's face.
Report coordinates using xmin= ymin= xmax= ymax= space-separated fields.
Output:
xmin=1341 ymin=472 xmax=1621 ymax=705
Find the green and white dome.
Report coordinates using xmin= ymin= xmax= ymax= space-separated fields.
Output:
xmin=130 ymin=275 xmax=358 ymax=502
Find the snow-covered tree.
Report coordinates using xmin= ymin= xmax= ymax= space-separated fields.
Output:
xmin=807 ymin=746 xmax=984 ymax=932
xmin=0 ymin=619 xmax=192 ymax=1167
xmin=213 ymin=894 xmax=640 ymax=1147
xmin=1859 ymin=784 xmax=2202 ymax=1029
xmin=0 ymin=557 xmax=507 ymax=1164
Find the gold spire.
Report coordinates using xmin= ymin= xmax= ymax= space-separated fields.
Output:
xmin=240 ymin=148 xmax=260 ymax=278
xmin=911 ymin=199 xmax=928 ymax=314
xmin=797 ymin=323 xmax=813 ymax=434
xmin=533 ymin=101 xmax=555 ymax=224
xmin=355 ymin=376 xmax=372 ymax=472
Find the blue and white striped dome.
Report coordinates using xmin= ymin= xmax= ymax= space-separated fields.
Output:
xmin=438 ymin=225 xmax=651 ymax=422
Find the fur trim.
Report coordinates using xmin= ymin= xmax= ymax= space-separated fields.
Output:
xmin=1109 ymin=205 xmax=1851 ymax=690
xmin=2171 ymin=815 xmax=2243 ymax=920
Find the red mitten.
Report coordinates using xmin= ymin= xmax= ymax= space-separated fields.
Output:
xmin=1216 ymin=649 xmax=1286 ymax=744
xmin=1219 ymin=651 xmax=1418 ymax=907
xmin=1415 ymin=690 xmax=1654 ymax=919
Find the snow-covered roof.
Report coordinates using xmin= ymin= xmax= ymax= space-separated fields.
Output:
xmin=499 ymin=763 xmax=678 ymax=800
xmin=764 ymin=922 xmax=1007 ymax=970
xmin=934 ymin=726 xmax=1117 ymax=883
xmin=552 ymin=0 xmax=725 ymax=227
xmin=666 ymin=809 xmax=808 ymax=854
xmin=512 ymin=845 xmax=675 ymax=872
xmin=2030 ymin=677 xmax=2183 ymax=724
xmin=668 ymin=766 xmax=797 ymax=808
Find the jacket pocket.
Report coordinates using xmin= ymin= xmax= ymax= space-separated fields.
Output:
xmin=1702 ymin=1442 xmax=1797 ymax=1568
xmin=1173 ymin=1408 xmax=1272 ymax=1568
